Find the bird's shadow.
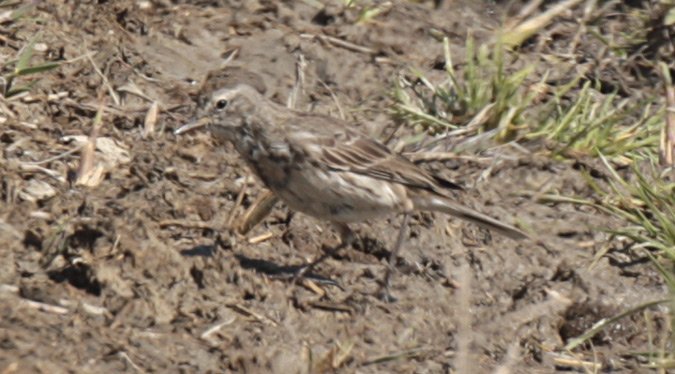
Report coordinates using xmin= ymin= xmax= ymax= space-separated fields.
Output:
xmin=180 ymin=244 xmax=215 ymax=257
xmin=178 ymin=244 xmax=336 ymax=284
xmin=236 ymin=254 xmax=304 ymax=274
xmin=235 ymin=254 xmax=338 ymax=285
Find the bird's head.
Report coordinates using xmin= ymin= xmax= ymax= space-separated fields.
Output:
xmin=174 ymin=84 xmax=262 ymax=137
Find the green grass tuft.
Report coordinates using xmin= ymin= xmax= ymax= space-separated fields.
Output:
xmin=1 ymin=33 xmax=60 ymax=98
xmin=391 ymin=37 xmax=539 ymax=141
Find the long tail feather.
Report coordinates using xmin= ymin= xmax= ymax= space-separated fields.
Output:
xmin=412 ymin=196 xmax=528 ymax=240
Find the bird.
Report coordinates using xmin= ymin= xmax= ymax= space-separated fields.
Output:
xmin=175 ymin=83 xmax=528 ymax=296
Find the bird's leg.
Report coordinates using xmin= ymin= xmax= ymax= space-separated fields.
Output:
xmin=293 ymin=223 xmax=355 ymax=284
xmin=379 ymin=212 xmax=411 ymax=302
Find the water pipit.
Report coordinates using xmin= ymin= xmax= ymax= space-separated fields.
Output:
xmin=175 ymin=84 xmax=528 ymax=297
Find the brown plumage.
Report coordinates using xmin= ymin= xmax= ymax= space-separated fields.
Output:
xmin=175 ymin=84 xmax=528 ymax=290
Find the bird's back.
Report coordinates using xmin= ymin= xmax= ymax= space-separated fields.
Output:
xmin=272 ymin=110 xmax=462 ymax=196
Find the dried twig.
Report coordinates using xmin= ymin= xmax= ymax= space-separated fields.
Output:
xmin=227 ymin=182 xmax=248 ymax=229
xmin=86 ymin=48 xmax=120 ymax=105
xmin=300 ymin=33 xmax=377 ymax=55
xmin=502 ymin=0 xmax=584 ymax=49
xmin=118 ymin=351 xmax=147 ymax=374
xmin=19 ymin=163 xmax=67 ymax=183
xmin=229 ymin=303 xmax=278 ymax=326
xmin=23 ymin=299 xmax=69 ymax=314
xmin=307 ymin=300 xmax=353 ymax=313
xmin=237 ymin=190 xmax=279 ymax=235
xmin=159 ymin=220 xmax=219 ymax=230
xmin=318 ymin=78 xmax=345 ymax=120
xmin=248 ymin=232 xmax=273 ymax=244
xmin=200 ymin=317 xmax=236 ymax=340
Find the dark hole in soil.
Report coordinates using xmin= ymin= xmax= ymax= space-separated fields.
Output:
xmin=69 ymin=226 xmax=104 ymax=251
xmin=48 ymin=264 xmax=102 ymax=296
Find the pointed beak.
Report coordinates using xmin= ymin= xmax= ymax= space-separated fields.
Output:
xmin=174 ymin=116 xmax=214 ymax=135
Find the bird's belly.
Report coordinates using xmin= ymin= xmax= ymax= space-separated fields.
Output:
xmin=271 ymin=167 xmax=411 ymax=223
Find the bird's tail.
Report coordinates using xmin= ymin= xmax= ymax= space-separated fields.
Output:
xmin=412 ymin=195 xmax=528 ymax=240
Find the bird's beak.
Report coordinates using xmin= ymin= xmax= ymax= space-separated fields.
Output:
xmin=174 ymin=116 xmax=214 ymax=135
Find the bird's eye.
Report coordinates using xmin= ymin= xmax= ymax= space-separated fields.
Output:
xmin=215 ymin=99 xmax=228 ymax=110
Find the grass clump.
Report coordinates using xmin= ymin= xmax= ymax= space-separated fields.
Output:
xmin=392 ymin=37 xmax=539 ymax=141
xmin=590 ymin=157 xmax=675 ymax=283
xmin=391 ymin=37 xmax=663 ymax=161
xmin=560 ymin=157 xmax=675 ymax=368
xmin=527 ymin=81 xmax=662 ymax=164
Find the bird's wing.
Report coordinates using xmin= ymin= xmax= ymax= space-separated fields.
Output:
xmin=286 ymin=118 xmax=461 ymax=192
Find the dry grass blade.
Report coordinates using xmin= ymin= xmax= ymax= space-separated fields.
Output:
xmin=660 ymin=62 xmax=675 ymax=165
xmin=142 ymin=100 xmax=159 ymax=139
xmin=22 ymin=299 xmax=69 ymax=314
xmin=300 ymin=33 xmax=377 ymax=55
xmin=307 ymin=300 xmax=352 ymax=313
xmin=301 ymin=278 xmax=325 ymax=297
xmin=227 ymin=181 xmax=248 ymax=229
xmin=247 ymin=232 xmax=272 ymax=244
xmin=361 ymin=348 xmax=432 ymax=366
xmin=158 ymin=219 xmax=218 ymax=230
xmin=86 ymin=48 xmax=119 ymax=106
xmin=237 ymin=191 xmax=279 ymax=235
xmin=75 ymin=102 xmax=104 ymax=187
xmin=228 ymin=303 xmax=278 ymax=326
xmin=505 ymin=0 xmax=545 ymax=27
xmin=501 ymin=0 xmax=584 ymax=49
xmin=552 ymin=354 xmax=602 ymax=372
xmin=1 ymin=284 xmax=69 ymax=314
xmin=76 ymin=124 xmax=96 ymax=182
xmin=200 ymin=317 xmax=236 ymax=341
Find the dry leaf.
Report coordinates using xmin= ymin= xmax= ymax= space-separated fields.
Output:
xmin=62 ymin=136 xmax=132 ymax=168
xmin=18 ymin=179 xmax=57 ymax=202
xmin=76 ymin=163 xmax=106 ymax=187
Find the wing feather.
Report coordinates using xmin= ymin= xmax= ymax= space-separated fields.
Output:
xmin=317 ymin=129 xmax=460 ymax=192
xmin=280 ymin=114 xmax=462 ymax=193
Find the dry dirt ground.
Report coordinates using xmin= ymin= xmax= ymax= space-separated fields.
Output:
xmin=0 ymin=1 xmax=668 ymax=373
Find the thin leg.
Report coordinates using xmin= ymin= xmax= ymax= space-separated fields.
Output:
xmin=293 ymin=223 xmax=354 ymax=284
xmin=380 ymin=213 xmax=410 ymax=302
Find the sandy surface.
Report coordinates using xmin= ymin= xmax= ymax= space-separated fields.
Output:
xmin=0 ymin=1 xmax=666 ymax=373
